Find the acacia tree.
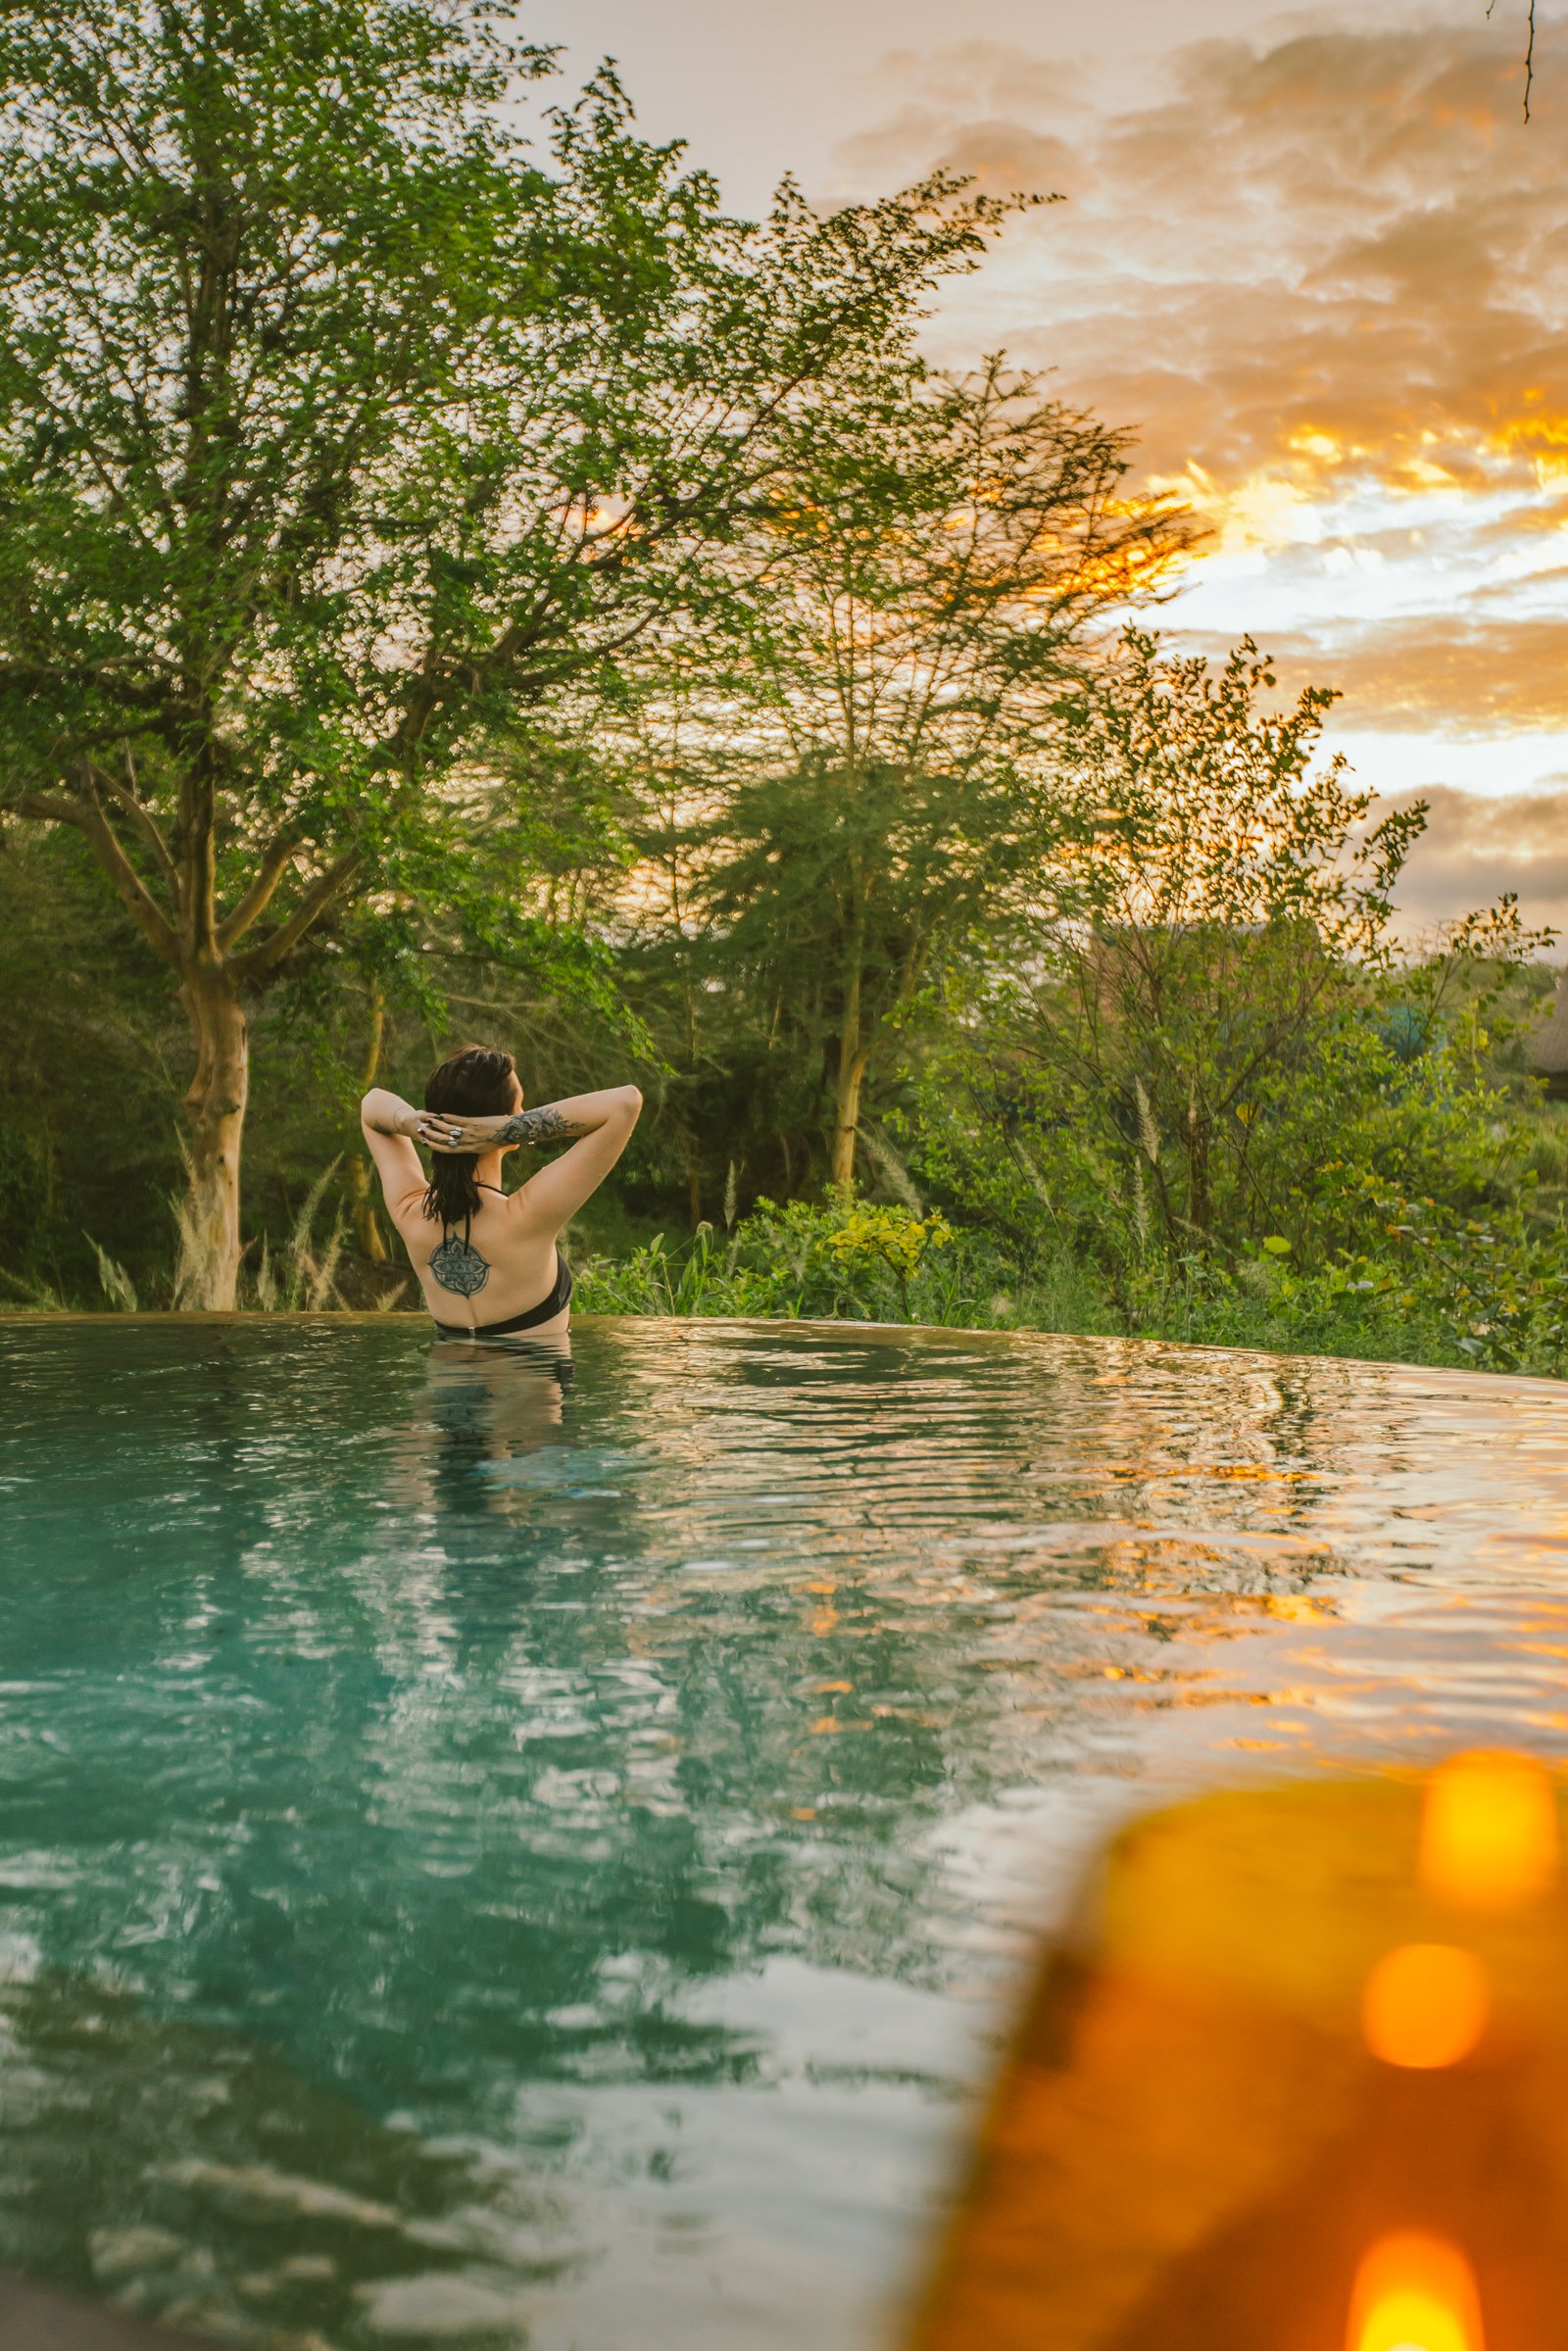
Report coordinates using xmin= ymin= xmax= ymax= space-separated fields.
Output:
xmin=1020 ymin=636 xmax=1423 ymax=1251
xmin=921 ymin=633 xmax=1546 ymax=1278
xmin=684 ymin=360 xmax=1190 ymax=1191
xmin=0 ymin=0 xmax=1005 ymax=1306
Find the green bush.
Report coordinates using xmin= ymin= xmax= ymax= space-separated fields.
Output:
xmin=575 ymin=1194 xmax=1052 ymax=1328
xmin=575 ymin=1172 xmax=1568 ymax=1378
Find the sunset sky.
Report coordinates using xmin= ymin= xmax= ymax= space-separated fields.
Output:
xmin=526 ymin=0 xmax=1567 ymax=937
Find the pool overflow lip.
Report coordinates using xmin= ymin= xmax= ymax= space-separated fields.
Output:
xmin=905 ymin=1751 xmax=1565 ymax=2351
xmin=0 ymin=2274 xmax=204 ymax=2348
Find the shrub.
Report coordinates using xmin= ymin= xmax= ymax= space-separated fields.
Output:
xmin=576 ymin=1194 xmax=1021 ymax=1326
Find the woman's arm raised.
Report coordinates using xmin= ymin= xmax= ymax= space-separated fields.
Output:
xmin=431 ymin=1086 xmax=642 ymax=1156
xmin=359 ymin=1088 xmax=464 ymax=1218
xmin=515 ymin=1086 xmax=642 ymax=1231
xmin=360 ymin=1088 xmax=463 ymax=1147
xmin=432 ymin=1085 xmax=644 ymax=1234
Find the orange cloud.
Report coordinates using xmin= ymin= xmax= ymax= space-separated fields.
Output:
xmin=837 ymin=19 xmax=1568 ymax=760
xmin=1222 ymin=614 xmax=1568 ymax=737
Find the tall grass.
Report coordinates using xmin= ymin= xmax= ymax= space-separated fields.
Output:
xmin=250 ymin=1161 xmax=350 ymax=1311
xmin=0 ymin=1268 xmax=69 ymax=1313
xmin=85 ymin=1235 xmax=138 ymax=1310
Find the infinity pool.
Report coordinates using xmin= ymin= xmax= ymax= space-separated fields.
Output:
xmin=2 ymin=1316 xmax=1567 ymax=2349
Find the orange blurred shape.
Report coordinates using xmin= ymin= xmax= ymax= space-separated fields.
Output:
xmin=1361 ymin=1942 xmax=1490 ymax=2070
xmin=1420 ymin=1751 xmax=1558 ymax=1910
xmin=1348 ymin=2230 xmax=1483 ymax=2351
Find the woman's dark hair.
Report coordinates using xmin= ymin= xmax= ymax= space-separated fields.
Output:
xmin=422 ymin=1045 xmax=517 ymax=1227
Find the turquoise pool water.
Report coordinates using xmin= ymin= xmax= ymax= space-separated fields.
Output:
xmin=2 ymin=1316 xmax=1567 ymax=2348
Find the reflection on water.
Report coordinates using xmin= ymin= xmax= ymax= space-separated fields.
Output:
xmin=2 ymin=1317 xmax=1568 ymax=2348
xmin=0 ymin=1973 xmax=571 ymax=2345
xmin=412 ymin=1338 xmax=574 ymax=1531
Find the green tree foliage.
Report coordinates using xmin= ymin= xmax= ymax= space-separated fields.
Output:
xmin=908 ymin=632 xmax=1561 ymax=1355
xmin=5 ymin=10 xmax=1564 ymax=1375
xmin=0 ymin=0 xmax=1007 ymax=1306
xmin=0 ymin=829 xmax=183 ymax=1306
xmin=620 ymin=363 xmax=1191 ymax=1206
xmin=966 ymin=633 xmax=1433 ymax=1252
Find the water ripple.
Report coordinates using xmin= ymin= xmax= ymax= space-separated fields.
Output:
xmin=0 ymin=1316 xmax=1566 ymax=2347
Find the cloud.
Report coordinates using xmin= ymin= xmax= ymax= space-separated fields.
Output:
xmin=842 ymin=108 xmax=1079 ymax=198
xmin=836 ymin=18 xmax=1568 ymax=754
xmin=1208 ymin=614 xmax=1568 ymax=736
xmin=859 ymin=40 xmax=1097 ymax=126
xmin=1382 ymin=785 xmax=1568 ymax=937
xmin=1025 ymin=24 xmax=1565 ymax=491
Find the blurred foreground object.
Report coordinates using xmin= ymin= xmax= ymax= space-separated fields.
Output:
xmin=0 ymin=2273 xmax=198 ymax=2347
xmin=907 ymin=1754 xmax=1568 ymax=2351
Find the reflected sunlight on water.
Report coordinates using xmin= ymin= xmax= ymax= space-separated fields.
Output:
xmin=1 ymin=1315 xmax=1566 ymax=2349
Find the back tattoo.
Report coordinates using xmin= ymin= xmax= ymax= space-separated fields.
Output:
xmin=430 ymin=1232 xmax=490 ymax=1298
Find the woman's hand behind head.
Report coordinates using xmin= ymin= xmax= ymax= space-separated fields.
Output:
xmin=423 ymin=1112 xmax=517 ymax=1153
xmin=386 ymin=1105 xmax=466 ymax=1150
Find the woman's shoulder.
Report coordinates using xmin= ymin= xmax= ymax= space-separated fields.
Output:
xmin=475 ymin=1190 xmax=563 ymax=1273
xmin=493 ymin=1177 xmax=554 ymax=1225
xmin=391 ymin=1194 xmax=437 ymax=1246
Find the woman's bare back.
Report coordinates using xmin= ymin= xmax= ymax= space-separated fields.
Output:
xmin=397 ymin=1186 xmax=564 ymax=1333
xmin=360 ymin=1078 xmax=643 ymax=1338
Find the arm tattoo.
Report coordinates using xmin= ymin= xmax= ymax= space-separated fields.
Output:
xmin=495 ymin=1105 xmax=586 ymax=1147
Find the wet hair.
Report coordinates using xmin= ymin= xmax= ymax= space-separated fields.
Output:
xmin=421 ymin=1045 xmax=517 ymax=1227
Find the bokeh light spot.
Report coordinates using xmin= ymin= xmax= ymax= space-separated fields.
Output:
xmin=1420 ymin=1751 xmax=1557 ymax=1910
xmin=1361 ymin=1942 xmax=1489 ymax=2069
xmin=1348 ymin=2231 xmax=1483 ymax=2351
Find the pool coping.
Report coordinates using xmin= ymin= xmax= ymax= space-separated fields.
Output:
xmin=1 ymin=1308 xmax=1564 ymax=1396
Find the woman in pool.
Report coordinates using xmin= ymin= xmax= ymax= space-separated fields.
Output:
xmin=361 ymin=1047 xmax=642 ymax=1340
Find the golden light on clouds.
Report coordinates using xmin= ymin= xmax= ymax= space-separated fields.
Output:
xmin=835 ymin=15 xmax=1568 ymax=928
xmin=1156 ymin=461 xmax=1320 ymax=559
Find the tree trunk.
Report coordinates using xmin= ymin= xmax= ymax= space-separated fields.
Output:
xmin=347 ymin=1157 xmax=388 ymax=1265
xmin=1185 ymin=1084 xmax=1212 ymax=1242
xmin=348 ymin=986 xmax=389 ymax=1263
xmin=830 ymin=1044 xmax=870 ymax=1193
xmin=830 ymin=884 xmax=868 ymax=1194
xmin=173 ymin=972 xmax=250 ymax=1311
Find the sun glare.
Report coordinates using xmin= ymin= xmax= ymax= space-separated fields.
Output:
xmin=1420 ymin=1751 xmax=1559 ymax=1910
xmin=1348 ymin=2232 xmax=1483 ymax=2351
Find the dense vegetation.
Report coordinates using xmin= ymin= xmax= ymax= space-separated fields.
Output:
xmin=3 ymin=0 xmax=1564 ymax=1375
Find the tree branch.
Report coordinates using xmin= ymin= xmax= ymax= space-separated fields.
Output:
xmin=80 ymin=798 xmax=183 ymax=968
xmin=233 ymin=850 xmax=361 ymax=981
xmin=0 ymin=659 xmax=170 ymax=714
xmin=86 ymin=759 xmax=179 ymax=892
xmin=14 ymin=791 xmax=88 ymax=827
xmin=215 ymin=829 xmax=302 ymax=949
xmin=15 ymin=782 xmax=182 ymax=968
xmin=187 ymin=768 xmax=220 ymax=958
xmin=1489 ymin=0 xmax=1538 ymax=119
